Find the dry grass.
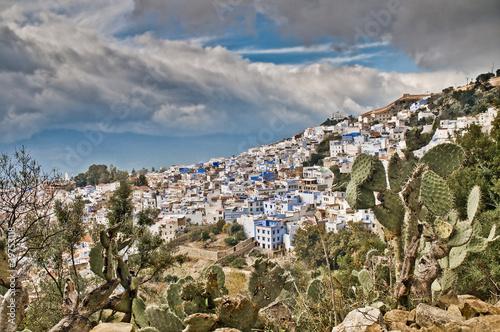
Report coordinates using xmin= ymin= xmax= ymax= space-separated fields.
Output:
xmin=224 ymin=268 xmax=250 ymax=297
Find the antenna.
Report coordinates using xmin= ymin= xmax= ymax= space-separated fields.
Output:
xmin=466 ymin=77 xmax=469 ymax=85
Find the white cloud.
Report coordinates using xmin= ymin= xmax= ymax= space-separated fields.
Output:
xmin=0 ymin=3 xmax=468 ymax=144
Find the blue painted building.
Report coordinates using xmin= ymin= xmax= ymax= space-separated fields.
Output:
xmin=254 ymin=220 xmax=285 ymax=250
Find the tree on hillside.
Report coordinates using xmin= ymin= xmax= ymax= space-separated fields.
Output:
xmin=0 ymin=148 xmax=58 ymax=330
xmin=107 ymin=181 xmax=133 ymax=226
xmin=47 ymin=180 xmax=182 ymax=331
xmin=476 ymin=72 xmax=494 ymax=83
xmin=134 ymin=174 xmax=148 ymax=187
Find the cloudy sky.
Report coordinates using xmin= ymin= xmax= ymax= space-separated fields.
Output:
xmin=0 ymin=0 xmax=498 ymax=174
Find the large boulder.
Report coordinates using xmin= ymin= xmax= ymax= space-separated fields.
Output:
xmin=331 ymin=306 xmax=382 ymax=332
xmin=459 ymin=315 xmax=500 ymax=331
xmin=415 ymin=303 xmax=464 ymax=329
xmin=90 ymin=323 xmax=135 ymax=332
xmin=436 ymin=290 xmax=460 ymax=309
xmin=459 ymin=297 xmax=500 ymax=319
xmin=384 ymin=309 xmax=409 ymax=324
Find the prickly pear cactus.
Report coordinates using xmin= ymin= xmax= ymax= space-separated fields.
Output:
xmin=388 ymin=152 xmax=416 ymax=192
xmin=343 ymin=140 xmax=475 ymax=305
xmin=346 ymin=182 xmax=375 ymax=210
xmin=204 ymin=265 xmax=228 ymax=302
xmin=89 ymin=242 xmax=105 ymax=280
xmin=217 ymin=296 xmax=259 ymax=332
xmin=145 ymin=305 xmax=185 ymax=332
xmin=166 ymin=277 xmax=192 ymax=319
xmin=350 ymin=153 xmax=374 ymax=185
xmin=420 ymin=170 xmax=453 ymax=216
xmin=364 ymin=158 xmax=387 ymax=192
xmin=306 ymin=279 xmax=327 ymax=302
xmin=433 ymin=186 xmax=499 ymax=293
xmin=419 ymin=143 xmax=465 ymax=178
xmin=357 ymin=269 xmax=373 ymax=292
xmin=247 ymin=259 xmax=287 ymax=309
xmin=373 ymin=191 xmax=405 ymax=234
xmin=132 ymin=297 xmax=149 ymax=328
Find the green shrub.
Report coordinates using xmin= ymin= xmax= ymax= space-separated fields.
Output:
xmin=230 ymin=222 xmax=243 ymax=235
xmin=230 ymin=257 xmax=247 ymax=269
xmin=216 ymin=218 xmax=226 ymax=232
xmin=224 ymin=237 xmax=238 ymax=246
xmin=201 ymin=230 xmax=210 ymax=241
xmin=234 ymin=230 xmax=246 ymax=241
xmin=188 ymin=230 xmax=202 ymax=242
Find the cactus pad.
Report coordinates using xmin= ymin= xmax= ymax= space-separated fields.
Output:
xmin=419 ymin=143 xmax=465 ymax=178
xmin=145 ymin=305 xmax=185 ymax=332
xmin=487 ymin=224 xmax=499 ymax=242
xmin=420 ymin=170 xmax=452 ymax=216
xmin=365 ymin=249 xmax=381 ymax=265
xmin=166 ymin=282 xmax=185 ymax=319
xmin=248 ymin=259 xmax=287 ymax=309
xmin=440 ymin=269 xmax=457 ymax=292
xmin=388 ymin=152 xmax=416 ymax=192
xmin=350 ymin=153 xmax=373 ymax=185
xmin=205 ymin=265 xmax=227 ymax=300
xmin=363 ymin=157 xmax=387 ymax=192
xmin=434 ymin=220 xmax=453 ymax=240
xmin=467 ymin=186 xmax=481 ymax=223
xmin=447 ymin=221 xmax=473 ymax=247
xmin=446 ymin=210 xmax=459 ymax=227
xmin=132 ymin=297 xmax=148 ymax=328
xmin=449 ymin=244 xmax=468 ymax=269
xmin=404 ymin=119 xmax=438 ymax=151
xmin=438 ymin=256 xmax=449 ymax=269
xmin=217 ymin=296 xmax=258 ymax=332
xmin=89 ymin=242 xmax=105 ymax=280
xmin=346 ymin=182 xmax=375 ymax=210
xmin=357 ymin=269 xmax=373 ymax=291
xmin=467 ymin=235 xmax=488 ymax=253
xmin=306 ymin=279 xmax=326 ymax=302
xmin=373 ymin=191 xmax=404 ymax=234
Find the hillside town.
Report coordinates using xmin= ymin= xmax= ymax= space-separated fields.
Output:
xmin=51 ymin=93 xmax=499 ymax=275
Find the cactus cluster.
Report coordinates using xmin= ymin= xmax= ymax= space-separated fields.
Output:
xmin=344 ymin=128 xmax=499 ymax=304
xmin=88 ymin=223 xmax=144 ymax=325
xmin=434 ymin=186 xmax=499 ymax=295
xmin=135 ymin=258 xmax=291 ymax=332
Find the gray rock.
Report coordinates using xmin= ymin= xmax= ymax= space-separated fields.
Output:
xmin=90 ymin=323 xmax=135 ymax=332
xmin=415 ymin=303 xmax=464 ymax=329
xmin=331 ymin=306 xmax=382 ymax=332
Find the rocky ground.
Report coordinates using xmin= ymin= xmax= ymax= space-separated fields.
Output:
xmin=332 ymin=291 xmax=500 ymax=332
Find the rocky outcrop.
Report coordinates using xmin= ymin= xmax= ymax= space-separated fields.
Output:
xmin=89 ymin=323 xmax=135 ymax=332
xmin=331 ymin=306 xmax=382 ymax=332
xmin=415 ymin=303 xmax=465 ymax=328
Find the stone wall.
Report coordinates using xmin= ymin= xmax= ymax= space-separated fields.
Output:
xmin=178 ymin=237 xmax=255 ymax=262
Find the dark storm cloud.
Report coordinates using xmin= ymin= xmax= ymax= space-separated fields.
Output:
xmin=132 ymin=0 xmax=499 ymax=70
